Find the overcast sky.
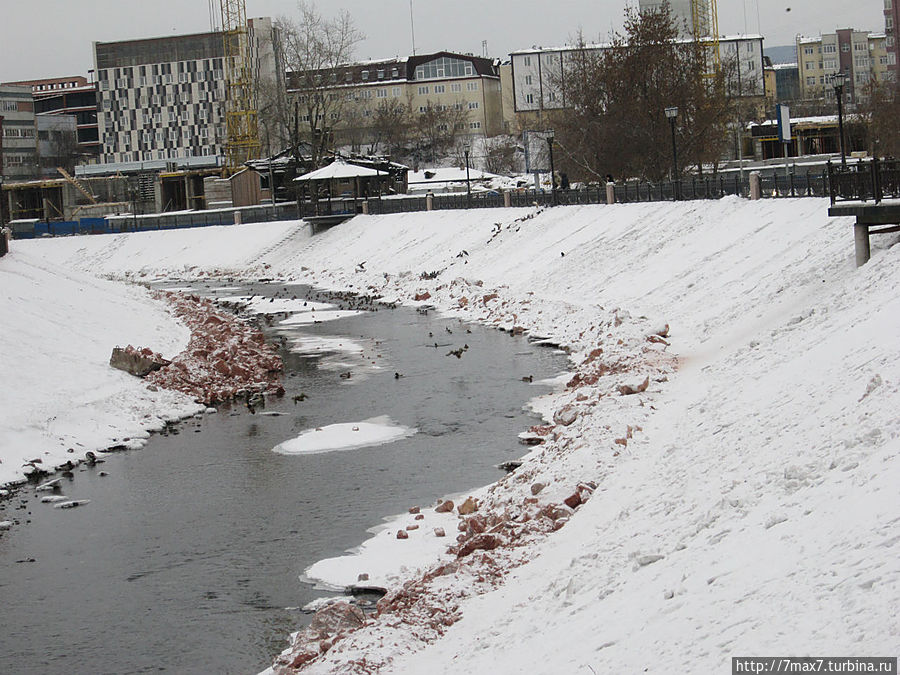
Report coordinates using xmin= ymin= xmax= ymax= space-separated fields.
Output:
xmin=0 ymin=0 xmax=888 ymax=83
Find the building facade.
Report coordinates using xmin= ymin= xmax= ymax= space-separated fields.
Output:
xmin=4 ymin=76 xmax=101 ymax=161
xmin=93 ymin=17 xmax=277 ymax=165
xmin=639 ymin=0 xmax=694 ymax=37
xmin=796 ymin=30 xmax=892 ymax=104
xmin=0 ymin=85 xmax=38 ymax=180
xmin=886 ymin=0 xmax=899 ymax=80
xmin=287 ymin=51 xmax=503 ymax=149
xmin=508 ymin=35 xmax=766 ymax=119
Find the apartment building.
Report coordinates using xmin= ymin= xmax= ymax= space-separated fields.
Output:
xmin=93 ymin=17 xmax=277 ymax=165
xmin=638 ymin=0 xmax=694 ymax=37
xmin=287 ymin=51 xmax=503 ymax=147
xmin=796 ymin=30 xmax=892 ymax=104
xmin=4 ymin=76 xmax=101 ymax=160
xmin=886 ymin=0 xmax=899 ymax=79
xmin=509 ymin=35 xmax=766 ymax=120
xmin=0 ymin=85 xmax=38 ymax=180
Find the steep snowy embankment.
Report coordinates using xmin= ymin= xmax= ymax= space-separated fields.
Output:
xmin=13 ymin=198 xmax=900 ymax=673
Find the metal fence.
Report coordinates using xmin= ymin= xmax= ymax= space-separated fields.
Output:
xmin=828 ymin=158 xmax=900 ymax=205
xmin=10 ymin=168 xmax=842 ymax=240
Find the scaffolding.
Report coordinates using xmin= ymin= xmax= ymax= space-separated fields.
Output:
xmin=691 ymin=0 xmax=720 ymax=77
xmin=220 ymin=0 xmax=260 ymax=174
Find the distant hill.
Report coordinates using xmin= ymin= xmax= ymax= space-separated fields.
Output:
xmin=765 ymin=44 xmax=797 ymax=65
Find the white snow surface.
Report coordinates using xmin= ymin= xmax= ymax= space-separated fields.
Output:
xmin=5 ymin=199 xmax=900 ymax=673
xmin=272 ymin=416 xmax=416 ymax=456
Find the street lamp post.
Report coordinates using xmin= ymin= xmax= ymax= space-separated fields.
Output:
xmin=546 ymin=129 xmax=557 ymax=206
xmin=832 ymin=72 xmax=847 ymax=169
xmin=665 ymin=106 xmax=679 ymax=200
xmin=464 ymin=143 xmax=471 ymax=209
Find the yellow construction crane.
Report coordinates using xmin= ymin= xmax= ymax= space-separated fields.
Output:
xmin=691 ymin=0 xmax=720 ymax=77
xmin=219 ymin=0 xmax=261 ymax=174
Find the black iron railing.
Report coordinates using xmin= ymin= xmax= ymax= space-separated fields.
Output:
xmin=828 ymin=158 xmax=900 ymax=205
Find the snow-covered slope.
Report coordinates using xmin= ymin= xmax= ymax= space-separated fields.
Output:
xmin=8 ymin=198 xmax=899 ymax=672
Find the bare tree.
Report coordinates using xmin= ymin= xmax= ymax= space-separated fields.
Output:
xmin=369 ymin=99 xmax=410 ymax=156
xmin=554 ymin=4 xmax=736 ymax=182
xmin=482 ymin=135 xmax=521 ymax=175
xmin=278 ymin=1 xmax=364 ymax=166
xmin=859 ymin=81 xmax=900 ymax=158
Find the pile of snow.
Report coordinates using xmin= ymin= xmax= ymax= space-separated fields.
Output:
xmin=272 ymin=416 xmax=416 ymax=456
xmin=6 ymin=197 xmax=900 ymax=674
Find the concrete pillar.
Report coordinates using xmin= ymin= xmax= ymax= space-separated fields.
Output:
xmin=361 ymin=200 xmax=369 ymax=215
xmin=606 ymin=182 xmax=615 ymax=205
xmin=233 ymin=210 xmax=242 ymax=225
xmin=503 ymin=191 xmax=511 ymax=208
xmin=426 ymin=192 xmax=434 ymax=211
xmin=854 ymin=223 xmax=870 ymax=267
xmin=749 ymin=172 xmax=761 ymax=201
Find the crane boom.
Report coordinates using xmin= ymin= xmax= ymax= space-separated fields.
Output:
xmin=220 ymin=0 xmax=260 ymax=174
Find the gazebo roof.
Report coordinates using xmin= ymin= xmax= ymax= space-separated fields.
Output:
xmin=293 ymin=160 xmax=382 ymax=182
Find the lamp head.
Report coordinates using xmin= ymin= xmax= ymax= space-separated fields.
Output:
xmin=832 ymin=71 xmax=846 ymax=89
xmin=664 ymin=106 xmax=678 ymax=119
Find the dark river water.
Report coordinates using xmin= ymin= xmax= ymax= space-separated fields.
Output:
xmin=0 ymin=281 xmax=565 ymax=675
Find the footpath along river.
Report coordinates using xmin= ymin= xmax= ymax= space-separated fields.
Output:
xmin=0 ymin=280 xmax=567 ymax=675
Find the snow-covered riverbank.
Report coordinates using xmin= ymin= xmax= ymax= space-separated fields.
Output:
xmin=4 ymin=198 xmax=898 ymax=673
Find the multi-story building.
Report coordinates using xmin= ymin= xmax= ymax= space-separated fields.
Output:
xmin=886 ymin=0 xmax=899 ymax=80
xmin=796 ymin=30 xmax=892 ymax=104
xmin=639 ymin=0 xmax=694 ymax=37
xmin=93 ymin=17 xmax=278 ymax=165
xmin=287 ymin=51 xmax=503 ymax=149
xmin=4 ymin=76 xmax=101 ymax=161
xmin=0 ymin=85 xmax=38 ymax=180
xmin=508 ymin=35 xmax=766 ymax=122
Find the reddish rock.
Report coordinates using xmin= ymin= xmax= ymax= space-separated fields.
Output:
xmin=465 ymin=515 xmax=487 ymax=534
xmin=434 ymin=527 xmax=446 ymax=537
xmin=618 ymin=376 xmax=650 ymax=396
xmin=530 ymin=482 xmax=545 ymax=496
xmin=289 ymin=649 xmax=319 ymax=668
xmin=406 ymin=524 xmax=419 ymax=531
xmin=457 ymin=497 xmax=478 ymax=515
xmin=415 ymin=513 xmax=424 ymax=520
xmin=435 ymin=500 xmax=454 ymax=513
xmin=414 ymin=292 xmax=431 ymax=301
xmin=357 ymin=573 xmax=369 ymax=582
xmin=396 ymin=530 xmax=409 ymax=540
xmin=564 ymin=491 xmax=582 ymax=509
xmin=408 ymin=506 xmax=420 ymax=514
xmin=457 ymin=533 xmax=502 ymax=558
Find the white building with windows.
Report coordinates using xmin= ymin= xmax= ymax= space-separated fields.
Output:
xmin=286 ymin=51 xmax=503 ymax=149
xmin=0 ymin=85 xmax=38 ymax=180
xmin=508 ymin=35 xmax=766 ymax=118
xmin=93 ymin=18 xmax=277 ymax=166
xmin=796 ymin=30 xmax=893 ymax=105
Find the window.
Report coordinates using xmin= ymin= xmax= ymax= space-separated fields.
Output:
xmin=823 ymin=44 xmax=836 ymax=53
xmin=806 ymin=76 xmax=816 ymax=85
xmin=854 ymin=42 xmax=867 ymax=52
xmin=377 ymin=69 xmax=385 ymax=79
xmin=525 ymin=93 xmax=534 ymax=103
xmin=523 ymin=56 xmax=531 ymax=66
xmin=841 ymin=42 xmax=850 ymax=52
xmin=887 ymin=17 xmax=894 ymax=30
xmin=824 ymin=59 xmax=837 ymax=69
xmin=855 ymin=56 xmax=869 ymax=67
xmin=468 ymin=101 xmax=479 ymax=109
xmin=414 ymin=56 xmax=474 ymax=80
xmin=548 ymin=91 xmax=557 ymax=102
xmin=361 ymin=70 xmax=369 ymax=80
xmin=392 ymin=86 xmax=402 ymax=96
xmin=418 ymin=106 xmax=427 ymax=113
xmin=804 ymin=46 xmax=814 ymax=55
xmin=199 ymin=127 xmax=208 ymax=138
xmin=392 ymin=68 xmax=399 ymax=78
xmin=434 ymin=84 xmax=445 ymax=93
xmin=469 ymin=121 xmax=481 ymax=129
xmin=451 ymin=83 xmax=462 ymax=92
xmin=376 ymin=88 xmax=387 ymax=98
xmin=467 ymin=82 xmax=478 ymax=91
xmin=525 ymin=75 xmax=533 ymax=85
xmin=418 ymin=85 xmax=429 ymax=95
xmin=886 ymin=0 xmax=892 ymax=9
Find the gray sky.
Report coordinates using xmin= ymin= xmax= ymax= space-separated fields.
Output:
xmin=0 ymin=0 xmax=888 ymax=83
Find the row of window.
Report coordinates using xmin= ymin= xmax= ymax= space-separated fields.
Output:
xmin=1 ymin=100 xmax=20 ymax=111
xmin=2 ymin=127 xmax=35 ymax=138
xmin=112 ymin=146 xmax=217 ymax=163
xmin=100 ymin=60 xmax=224 ymax=81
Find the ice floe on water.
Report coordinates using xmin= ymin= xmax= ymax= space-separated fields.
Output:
xmin=272 ymin=416 xmax=416 ymax=456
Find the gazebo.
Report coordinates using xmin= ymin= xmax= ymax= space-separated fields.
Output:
xmin=293 ymin=159 xmax=386 ymax=219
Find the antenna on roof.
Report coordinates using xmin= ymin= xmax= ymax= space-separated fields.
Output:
xmin=409 ymin=0 xmax=417 ymax=56
xmin=482 ymin=40 xmax=488 ymax=57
